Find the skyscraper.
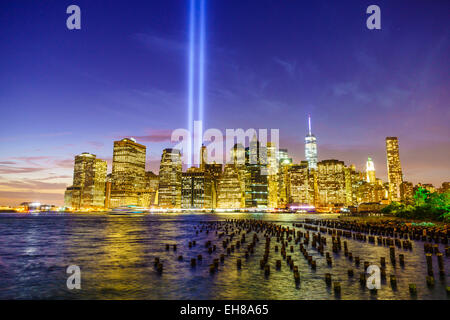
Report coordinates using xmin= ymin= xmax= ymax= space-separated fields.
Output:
xmin=217 ymin=164 xmax=243 ymax=209
xmin=110 ymin=138 xmax=146 ymax=207
xmin=182 ymin=167 xmax=212 ymax=209
xmin=366 ymin=157 xmax=376 ymax=183
xmin=158 ymin=148 xmax=182 ymax=208
xmin=267 ymin=142 xmax=279 ymax=208
xmin=286 ymin=161 xmax=314 ymax=206
xmin=66 ymin=152 xmax=107 ymax=209
xmin=305 ymin=115 xmax=318 ymax=170
xmin=200 ymin=144 xmax=207 ymax=171
xmin=317 ymin=159 xmax=346 ymax=207
xmin=244 ymin=136 xmax=268 ymax=208
xmin=385 ymin=137 xmax=403 ymax=202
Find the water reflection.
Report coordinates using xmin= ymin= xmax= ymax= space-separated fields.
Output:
xmin=0 ymin=213 xmax=448 ymax=300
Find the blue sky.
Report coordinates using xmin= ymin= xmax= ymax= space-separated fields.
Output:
xmin=0 ymin=0 xmax=449 ymax=205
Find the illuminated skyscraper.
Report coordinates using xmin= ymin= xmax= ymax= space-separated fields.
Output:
xmin=231 ymin=143 xmax=246 ymax=207
xmin=317 ymin=159 xmax=346 ymax=207
xmin=158 ymin=148 xmax=182 ymax=208
xmin=385 ymin=137 xmax=403 ymax=202
xmin=366 ymin=157 xmax=376 ymax=183
xmin=267 ymin=142 xmax=279 ymax=208
xmin=200 ymin=144 xmax=207 ymax=170
xmin=400 ymin=181 xmax=414 ymax=204
xmin=66 ymin=152 xmax=107 ymax=209
xmin=276 ymin=149 xmax=292 ymax=208
xmin=286 ymin=161 xmax=314 ymax=206
xmin=110 ymin=138 xmax=146 ymax=207
xmin=305 ymin=115 xmax=318 ymax=170
xmin=217 ymin=164 xmax=242 ymax=209
xmin=277 ymin=149 xmax=292 ymax=166
xmin=182 ymin=167 xmax=212 ymax=209
xmin=244 ymin=136 xmax=268 ymax=208
xmin=140 ymin=171 xmax=159 ymax=207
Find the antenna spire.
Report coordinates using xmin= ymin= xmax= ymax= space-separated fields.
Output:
xmin=308 ymin=114 xmax=312 ymax=135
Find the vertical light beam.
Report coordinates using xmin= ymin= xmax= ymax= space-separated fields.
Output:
xmin=197 ymin=0 xmax=206 ymax=166
xmin=187 ymin=0 xmax=196 ymax=167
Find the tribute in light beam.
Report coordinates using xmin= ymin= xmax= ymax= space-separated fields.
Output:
xmin=187 ymin=0 xmax=207 ymax=167
xmin=187 ymin=0 xmax=196 ymax=167
xmin=197 ymin=0 xmax=206 ymax=166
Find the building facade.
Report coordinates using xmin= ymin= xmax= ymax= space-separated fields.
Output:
xmin=110 ymin=138 xmax=146 ymax=207
xmin=66 ymin=152 xmax=107 ymax=209
xmin=158 ymin=148 xmax=182 ymax=208
xmin=305 ymin=115 xmax=318 ymax=170
xmin=316 ymin=160 xmax=346 ymax=207
xmin=217 ymin=164 xmax=243 ymax=209
xmin=385 ymin=137 xmax=403 ymax=202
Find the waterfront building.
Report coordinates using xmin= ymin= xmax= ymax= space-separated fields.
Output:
xmin=217 ymin=164 xmax=242 ymax=209
xmin=267 ymin=142 xmax=279 ymax=208
xmin=205 ymin=162 xmax=222 ymax=209
xmin=158 ymin=148 xmax=182 ymax=208
xmin=200 ymin=144 xmax=207 ymax=171
xmin=316 ymin=159 xmax=346 ymax=207
xmin=356 ymin=181 xmax=385 ymax=204
xmin=244 ymin=137 xmax=268 ymax=208
xmin=305 ymin=115 xmax=318 ymax=170
xmin=139 ymin=171 xmax=159 ymax=207
xmin=104 ymin=173 xmax=112 ymax=208
xmin=66 ymin=152 xmax=107 ymax=209
xmin=344 ymin=165 xmax=357 ymax=206
xmin=400 ymin=181 xmax=414 ymax=204
xmin=385 ymin=137 xmax=403 ymax=202
xmin=286 ymin=161 xmax=315 ymax=206
xmin=110 ymin=138 xmax=146 ymax=207
xmin=181 ymin=167 xmax=212 ymax=209
xmin=244 ymin=164 xmax=268 ymax=208
xmin=276 ymin=149 xmax=293 ymax=208
xmin=64 ymin=186 xmax=75 ymax=208
xmin=231 ymin=143 xmax=245 ymax=166
xmin=231 ymin=143 xmax=247 ymax=208
xmin=366 ymin=157 xmax=376 ymax=183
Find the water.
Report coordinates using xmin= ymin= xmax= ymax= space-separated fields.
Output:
xmin=0 ymin=212 xmax=448 ymax=300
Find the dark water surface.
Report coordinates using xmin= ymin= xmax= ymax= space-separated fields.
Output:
xmin=0 ymin=213 xmax=448 ymax=300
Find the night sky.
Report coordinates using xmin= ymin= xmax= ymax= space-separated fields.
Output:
xmin=0 ymin=0 xmax=449 ymax=205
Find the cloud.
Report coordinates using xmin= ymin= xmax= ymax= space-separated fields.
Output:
xmin=54 ymin=159 xmax=74 ymax=169
xmin=0 ymin=165 xmax=46 ymax=174
xmin=132 ymin=33 xmax=185 ymax=53
xmin=273 ymin=57 xmax=297 ymax=77
xmin=0 ymin=132 xmax=71 ymax=142
xmin=87 ymin=141 xmax=105 ymax=149
xmin=0 ymin=179 xmax=67 ymax=191
xmin=133 ymin=129 xmax=173 ymax=143
xmin=331 ymin=82 xmax=371 ymax=103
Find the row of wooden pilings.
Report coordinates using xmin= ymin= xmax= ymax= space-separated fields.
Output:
xmin=152 ymin=218 xmax=448 ymax=297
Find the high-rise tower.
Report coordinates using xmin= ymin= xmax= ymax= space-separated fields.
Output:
xmin=110 ymin=138 xmax=146 ymax=207
xmin=385 ymin=137 xmax=403 ymax=202
xmin=158 ymin=148 xmax=182 ymax=208
xmin=66 ymin=152 xmax=107 ymax=209
xmin=305 ymin=115 xmax=318 ymax=170
xmin=366 ymin=157 xmax=376 ymax=183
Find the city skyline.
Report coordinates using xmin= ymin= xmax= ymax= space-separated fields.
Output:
xmin=1 ymin=0 xmax=449 ymax=205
